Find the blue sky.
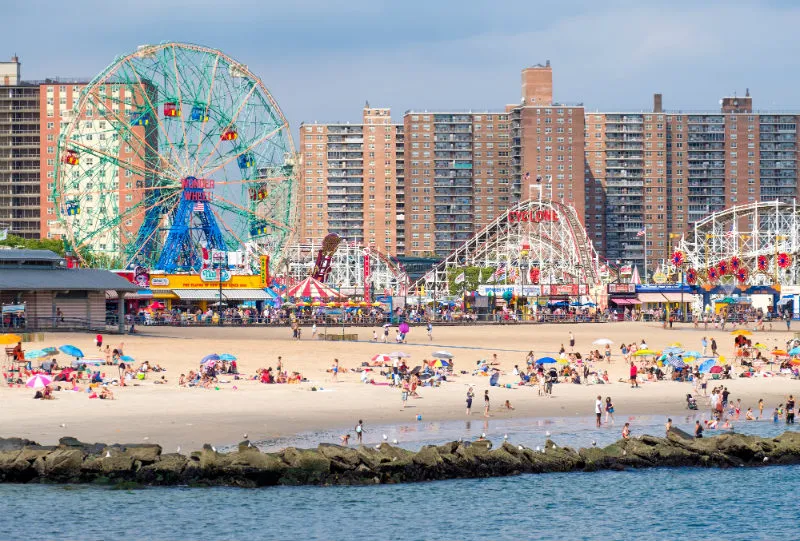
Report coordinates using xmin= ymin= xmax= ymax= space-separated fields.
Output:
xmin=6 ymin=0 xmax=800 ymax=137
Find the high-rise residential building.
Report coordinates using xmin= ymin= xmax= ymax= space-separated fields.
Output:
xmin=509 ymin=62 xmax=586 ymax=223
xmin=298 ymin=105 xmax=398 ymax=254
xmin=0 ymin=56 xmax=40 ymax=239
xmin=299 ymin=62 xmax=800 ymax=274
xmin=403 ymin=110 xmax=512 ymax=257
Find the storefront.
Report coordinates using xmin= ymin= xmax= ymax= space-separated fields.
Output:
xmin=636 ymin=285 xmax=696 ymax=320
xmin=114 ymin=272 xmax=277 ymax=312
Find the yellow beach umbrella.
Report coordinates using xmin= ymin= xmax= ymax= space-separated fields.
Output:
xmin=731 ymin=330 xmax=752 ymax=336
xmin=753 ymin=343 xmax=767 ymax=350
xmin=0 ymin=334 xmax=22 ymax=345
xmin=669 ymin=342 xmax=682 ymax=347
xmin=634 ymin=349 xmax=659 ymax=356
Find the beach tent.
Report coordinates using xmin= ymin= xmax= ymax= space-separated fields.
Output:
xmin=287 ymin=277 xmax=344 ymax=300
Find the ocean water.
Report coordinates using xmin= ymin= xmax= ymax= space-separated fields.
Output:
xmin=1 ymin=466 xmax=798 ymax=540
xmin=249 ymin=411 xmax=800 ymax=453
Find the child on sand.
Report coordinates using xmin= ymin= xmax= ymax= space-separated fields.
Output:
xmin=504 ymin=399 xmax=514 ymax=410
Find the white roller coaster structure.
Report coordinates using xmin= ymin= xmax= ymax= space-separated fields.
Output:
xmin=678 ymin=200 xmax=799 ymax=286
xmin=417 ymin=199 xmax=602 ymax=298
xmin=281 ymin=242 xmax=410 ymax=297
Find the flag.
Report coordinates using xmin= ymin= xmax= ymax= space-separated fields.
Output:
xmin=508 ymin=267 xmax=519 ymax=283
xmin=0 ymin=229 xmax=7 ymax=241
xmin=454 ymin=272 xmax=465 ymax=285
xmin=485 ymin=269 xmax=496 ymax=283
xmin=636 ymin=227 xmax=646 ymax=237
xmin=493 ymin=264 xmax=507 ymax=281
xmin=193 ymin=202 xmax=205 ymax=212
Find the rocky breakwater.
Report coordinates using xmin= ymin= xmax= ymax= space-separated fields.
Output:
xmin=1 ymin=430 xmax=800 ymax=487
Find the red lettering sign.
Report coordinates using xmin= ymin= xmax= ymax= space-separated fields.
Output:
xmin=507 ymin=209 xmax=559 ymax=224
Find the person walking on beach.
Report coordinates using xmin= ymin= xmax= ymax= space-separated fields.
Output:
xmin=569 ymin=331 xmax=575 ymax=351
xmin=401 ymin=379 xmax=409 ymax=409
xmin=629 ymin=361 xmax=638 ymax=388
xmin=484 ymin=390 xmax=490 ymax=417
xmin=710 ymin=337 xmax=718 ymax=357
xmin=701 ymin=336 xmax=708 ymax=357
xmin=466 ymin=387 xmax=474 ymax=415
xmin=604 ymin=344 xmax=611 ymax=364
xmin=311 ymin=323 xmax=317 ymax=339
xmin=355 ymin=420 xmax=364 ymax=444
xmin=786 ymin=395 xmax=796 ymax=424
xmin=605 ymin=397 xmax=615 ymax=425
xmin=427 ymin=321 xmax=433 ymax=341
xmin=331 ymin=359 xmax=339 ymax=382
xmin=595 ymin=395 xmax=603 ymax=427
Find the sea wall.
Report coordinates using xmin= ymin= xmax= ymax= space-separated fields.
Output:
xmin=1 ymin=431 xmax=799 ymax=487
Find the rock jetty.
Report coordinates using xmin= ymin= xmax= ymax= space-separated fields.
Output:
xmin=1 ymin=430 xmax=799 ymax=487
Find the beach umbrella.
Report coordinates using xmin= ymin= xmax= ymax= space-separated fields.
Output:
xmin=731 ymin=330 xmax=752 ymax=336
xmin=592 ymin=338 xmax=613 ymax=346
xmin=371 ymin=354 xmax=392 ymax=363
xmin=709 ymin=365 xmax=723 ymax=374
xmin=669 ymin=342 xmax=683 ymax=347
xmin=58 ymin=345 xmax=84 ymax=359
xmin=663 ymin=346 xmax=684 ymax=355
xmin=201 ymin=354 xmax=220 ymax=364
xmin=399 ymin=322 xmax=410 ymax=334
xmin=120 ymin=355 xmax=135 ymax=363
xmin=25 ymin=374 xmax=53 ymax=389
xmin=557 ymin=358 xmax=569 ymax=365
xmin=24 ymin=349 xmax=50 ymax=360
xmin=634 ymin=349 xmax=659 ymax=356
xmin=219 ymin=354 xmax=237 ymax=361
xmin=753 ymin=343 xmax=767 ymax=350
xmin=698 ymin=359 xmax=716 ymax=373
xmin=383 ymin=323 xmax=392 ymax=328
xmin=684 ymin=350 xmax=703 ymax=358
xmin=0 ymin=334 xmax=22 ymax=345
xmin=389 ymin=351 xmax=410 ymax=358
xmin=432 ymin=359 xmax=450 ymax=368
xmin=789 ymin=347 xmax=800 ymax=356
xmin=772 ymin=349 xmax=788 ymax=356
xmin=535 ymin=357 xmax=558 ymax=365
xmin=432 ymin=351 xmax=454 ymax=359
xmin=666 ymin=357 xmax=687 ymax=369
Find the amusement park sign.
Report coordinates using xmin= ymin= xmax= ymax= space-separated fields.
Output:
xmin=506 ymin=209 xmax=559 ymax=224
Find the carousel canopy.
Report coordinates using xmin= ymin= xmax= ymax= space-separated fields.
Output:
xmin=287 ymin=277 xmax=344 ymax=299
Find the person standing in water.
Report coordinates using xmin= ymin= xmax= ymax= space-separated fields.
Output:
xmin=466 ymin=387 xmax=474 ymax=415
xmin=355 ymin=420 xmax=364 ymax=444
xmin=484 ymin=390 xmax=490 ymax=418
xmin=604 ymin=396 xmax=615 ymax=425
xmin=595 ymin=395 xmax=603 ymax=427
xmin=665 ymin=418 xmax=673 ymax=437
xmin=758 ymin=398 xmax=764 ymax=419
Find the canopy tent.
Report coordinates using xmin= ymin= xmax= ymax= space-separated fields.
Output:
xmin=287 ymin=277 xmax=344 ymax=300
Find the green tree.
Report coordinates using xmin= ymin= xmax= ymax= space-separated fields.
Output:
xmin=0 ymin=234 xmax=65 ymax=256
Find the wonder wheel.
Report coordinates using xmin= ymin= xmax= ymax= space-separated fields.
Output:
xmin=54 ymin=42 xmax=298 ymax=272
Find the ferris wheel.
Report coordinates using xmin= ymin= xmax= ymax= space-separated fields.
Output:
xmin=54 ymin=42 xmax=299 ymax=273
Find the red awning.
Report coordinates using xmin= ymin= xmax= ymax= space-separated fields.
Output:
xmin=611 ymin=297 xmax=641 ymax=305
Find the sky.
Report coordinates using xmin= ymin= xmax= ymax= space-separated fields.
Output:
xmin=6 ymin=0 xmax=800 ymax=138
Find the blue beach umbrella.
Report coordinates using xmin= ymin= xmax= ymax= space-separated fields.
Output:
xmin=201 ymin=353 xmax=220 ymax=364
xmin=120 ymin=355 xmax=135 ymax=363
xmin=698 ymin=358 xmax=717 ymax=373
xmin=788 ymin=347 xmax=800 ymax=356
xmin=684 ymin=350 xmax=703 ymax=358
xmin=666 ymin=357 xmax=687 ymax=369
xmin=663 ymin=346 xmax=684 ymax=355
xmin=59 ymin=345 xmax=84 ymax=359
xmin=24 ymin=349 xmax=49 ymax=360
xmin=219 ymin=354 xmax=237 ymax=361
xmin=535 ymin=357 xmax=558 ymax=365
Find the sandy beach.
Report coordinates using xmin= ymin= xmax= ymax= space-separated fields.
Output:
xmin=1 ymin=321 xmax=798 ymax=451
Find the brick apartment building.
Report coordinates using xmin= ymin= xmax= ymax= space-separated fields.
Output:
xmin=299 ymin=62 xmax=800 ymax=276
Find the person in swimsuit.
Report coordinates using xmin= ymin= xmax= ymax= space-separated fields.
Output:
xmin=665 ymin=418 xmax=672 ymax=437
xmin=758 ymin=398 xmax=764 ymax=419
xmin=484 ymin=390 xmax=490 ymax=418
xmin=355 ymin=420 xmax=364 ymax=444
xmin=605 ymin=397 xmax=615 ymax=425
xmin=622 ymin=423 xmax=631 ymax=439
xmin=331 ymin=359 xmax=339 ymax=382
xmin=694 ymin=420 xmax=704 ymax=438
xmin=466 ymin=387 xmax=474 ymax=415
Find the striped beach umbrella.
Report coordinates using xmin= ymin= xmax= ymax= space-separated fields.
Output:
xmin=26 ymin=374 xmax=53 ymax=389
xmin=287 ymin=277 xmax=343 ymax=299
